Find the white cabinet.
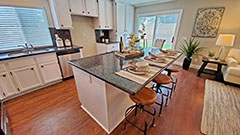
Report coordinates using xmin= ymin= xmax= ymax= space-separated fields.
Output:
xmin=69 ymin=0 xmax=86 ymax=15
xmin=69 ymin=0 xmax=98 ymax=17
xmin=0 ymin=53 xmax=62 ymax=100
xmin=85 ymin=0 xmax=99 ymax=17
xmin=11 ymin=65 xmax=42 ymax=92
xmin=39 ymin=61 xmax=62 ymax=84
xmin=112 ymin=2 xmax=134 ymax=44
xmin=49 ymin=0 xmax=72 ymax=29
xmin=96 ymin=43 xmax=119 ymax=54
xmin=0 ymin=72 xmax=18 ymax=99
xmin=94 ymin=0 xmax=113 ymax=29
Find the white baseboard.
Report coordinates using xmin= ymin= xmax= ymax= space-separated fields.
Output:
xmin=3 ymin=80 xmax=62 ymax=102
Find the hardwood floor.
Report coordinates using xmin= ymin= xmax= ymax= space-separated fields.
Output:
xmin=5 ymin=68 xmax=205 ymax=135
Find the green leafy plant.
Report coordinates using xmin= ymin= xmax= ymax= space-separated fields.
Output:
xmin=180 ymin=38 xmax=203 ymax=59
xmin=208 ymin=51 xmax=215 ymax=57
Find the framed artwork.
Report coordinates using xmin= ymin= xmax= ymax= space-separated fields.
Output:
xmin=192 ymin=7 xmax=225 ymax=38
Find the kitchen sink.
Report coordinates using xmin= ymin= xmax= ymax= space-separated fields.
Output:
xmin=8 ymin=48 xmax=52 ymax=57
xmin=30 ymin=48 xmax=50 ymax=53
xmin=8 ymin=51 xmax=28 ymax=56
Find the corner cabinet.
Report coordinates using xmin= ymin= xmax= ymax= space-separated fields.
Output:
xmin=0 ymin=72 xmax=18 ymax=99
xmin=69 ymin=0 xmax=99 ymax=17
xmin=94 ymin=0 xmax=113 ymax=30
xmin=49 ymin=0 xmax=72 ymax=29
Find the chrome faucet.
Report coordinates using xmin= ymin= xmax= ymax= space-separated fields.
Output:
xmin=18 ymin=43 xmax=34 ymax=51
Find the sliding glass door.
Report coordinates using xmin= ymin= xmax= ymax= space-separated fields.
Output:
xmin=137 ymin=10 xmax=182 ymax=50
xmin=138 ymin=16 xmax=156 ymax=48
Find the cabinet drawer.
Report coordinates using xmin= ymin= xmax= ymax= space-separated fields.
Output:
xmin=0 ymin=64 xmax=7 ymax=72
xmin=107 ymin=44 xmax=115 ymax=51
xmin=8 ymin=58 xmax=35 ymax=70
xmin=35 ymin=53 xmax=58 ymax=64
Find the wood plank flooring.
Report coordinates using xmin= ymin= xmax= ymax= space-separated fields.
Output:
xmin=5 ymin=68 xmax=205 ymax=135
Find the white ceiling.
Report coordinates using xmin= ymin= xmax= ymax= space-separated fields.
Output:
xmin=116 ymin=0 xmax=176 ymax=7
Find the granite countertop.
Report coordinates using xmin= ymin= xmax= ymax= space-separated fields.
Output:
xmin=69 ymin=49 xmax=182 ymax=95
xmin=0 ymin=45 xmax=83 ymax=61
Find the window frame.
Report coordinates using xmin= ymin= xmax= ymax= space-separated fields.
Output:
xmin=136 ymin=9 xmax=183 ymax=50
xmin=0 ymin=6 xmax=53 ymax=53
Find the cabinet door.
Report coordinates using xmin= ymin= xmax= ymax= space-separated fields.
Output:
xmin=116 ymin=2 xmax=125 ymax=34
xmin=11 ymin=66 xmax=42 ymax=92
xmin=50 ymin=0 xmax=72 ymax=29
xmin=85 ymin=0 xmax=98 ymax=17
xmin=39 ymin=61 xmax=62 ymax=84
xmin=95 ymin=0 xmax=106 ymax=29
xmin=105 ymin=0 xmax=113 ymax=29
xmin=0 ymin=72 xmax=18 ymax=98
xmin=96 ymin=43 xmax=107 ymax=54
xmin=125 ymin=5 xmax=134 ymax=34
xmin=69 ymin=0 xmax=86 ymax=15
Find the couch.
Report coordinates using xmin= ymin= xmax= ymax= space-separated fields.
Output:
xmin=222 ymin=48 xmax=240 ymax=85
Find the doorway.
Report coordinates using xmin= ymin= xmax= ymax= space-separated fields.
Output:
xmin=137 ymin=9 xmax=183 ymax=50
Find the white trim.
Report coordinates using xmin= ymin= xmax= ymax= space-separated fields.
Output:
xmin=2 ymin=79 xmax=62 ymax=102
xmin=134 ymin=0 xmax=176 ymax=7
xmin=136 ymin=9 xmax=183 ymax=50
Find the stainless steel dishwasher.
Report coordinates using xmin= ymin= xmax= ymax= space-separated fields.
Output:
xmin=58 ymin=52 xmax=82 ymax=79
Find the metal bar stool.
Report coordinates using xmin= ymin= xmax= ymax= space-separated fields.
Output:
xmin=165 ymin=66 xmax=180 ymax=95
xmin=152 ymin=74 xmax=173 ymax=107
xmin=124 ymin=87 xmax=157 ymax=135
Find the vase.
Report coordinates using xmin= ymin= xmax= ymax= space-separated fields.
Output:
xmin=182 ymin=57 xmax=192 ymax=70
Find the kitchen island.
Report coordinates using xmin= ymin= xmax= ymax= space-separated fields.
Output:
xmin=69 ymin=50 xmax=182 ymax=133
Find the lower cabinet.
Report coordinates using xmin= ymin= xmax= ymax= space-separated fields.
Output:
xmin=0 ymin=52 xmax=63 ymax=100
xmin=96 ymin=43 xmax=119 ymax=54
xmin=39 ymin=61 xmax=62 ymax=84
xmin=0 ymin=72 xmax=18 ymax=99
xmin=11 ymin=65 xmax=43 ymax=92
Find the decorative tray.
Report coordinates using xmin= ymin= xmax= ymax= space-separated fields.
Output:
xmin=115 ymin=51 xmax=144 ymax=59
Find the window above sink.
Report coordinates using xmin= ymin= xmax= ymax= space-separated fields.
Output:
xmin=0 ymin=6 xmax=53 ymax=52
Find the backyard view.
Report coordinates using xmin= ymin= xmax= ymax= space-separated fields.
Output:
xmin=138 ymin=13 xmax=179 ymax=50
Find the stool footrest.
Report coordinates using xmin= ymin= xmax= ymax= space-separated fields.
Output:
xmin=124 ymin=104 xmax=156 ymax=135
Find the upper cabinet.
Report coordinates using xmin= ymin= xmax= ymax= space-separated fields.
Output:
xmin=94 ymin=0 xmax=113 ymax=30
xmin=69 ymin=0 xmax=99 ymax=17
xmin=112 ymin=2 xmax=134 ymax=43
xmin=49 ymin=0 xmax=73 ymax=29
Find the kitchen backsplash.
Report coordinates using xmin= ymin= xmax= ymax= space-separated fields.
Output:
xmin=49 ymin=28 xmax=73 ymax=47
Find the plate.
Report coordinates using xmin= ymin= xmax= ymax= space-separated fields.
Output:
xmin=127 ymin=68 xmax=146 ymax=75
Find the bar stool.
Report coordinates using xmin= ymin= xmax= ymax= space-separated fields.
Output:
xmin=165 ymin=66 xmax=180 ymax=93
xmin=152 ymin=74 xmax=173 ymax=107
xmin=124 ymin=87 xmax=157 ymax=135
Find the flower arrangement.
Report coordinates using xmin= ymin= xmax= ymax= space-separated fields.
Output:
xmin=128 ymin=33 xmax=140 ymax=50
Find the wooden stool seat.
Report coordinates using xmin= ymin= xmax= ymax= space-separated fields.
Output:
xmin=153 ymin=74 xmax=171 ymax=84
xmin=166 ymin=67 xmax=180 ymax=73
xmin=129 ymin=87 xmax=157 ymax=106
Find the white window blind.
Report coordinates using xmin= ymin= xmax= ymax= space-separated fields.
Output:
xmin=0 ymin=6 xmax=53 ymax=51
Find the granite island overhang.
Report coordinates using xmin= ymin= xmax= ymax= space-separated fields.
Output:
xmin=68 ymin=51 xmax=182 ymax=134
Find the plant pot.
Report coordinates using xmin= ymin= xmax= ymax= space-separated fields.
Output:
xmin=182 ymin=57 xmax=192 ymax=70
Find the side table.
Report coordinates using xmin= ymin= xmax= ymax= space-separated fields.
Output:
xmin=197 ymin=57 xmax=227 ymax=82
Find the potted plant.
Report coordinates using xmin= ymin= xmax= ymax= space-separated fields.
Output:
xmin=180 ymin=38 xmax=202 ymax=70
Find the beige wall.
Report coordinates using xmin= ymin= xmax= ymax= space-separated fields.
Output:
xmin=0 ymin=0 xmax=97 ymax=57
xmin=135 ymin=0 xmax=240 ymax=64
xmin=70 ymin=16 xmax=97 ymax=57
